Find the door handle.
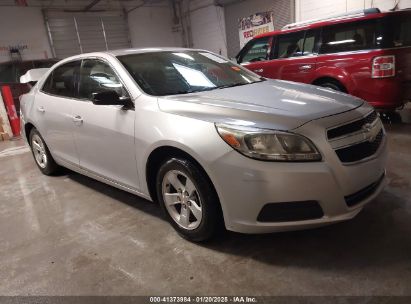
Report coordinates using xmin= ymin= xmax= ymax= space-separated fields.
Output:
xmin=299 ymin=65 xmax=313 ymax=70
xmin=37 ymin=106 xmax=45 ymax=113
xmin=72 ymin=115 xmax=83 ymax=125
xmin=254 ymin=69 xmax=264 ymax=73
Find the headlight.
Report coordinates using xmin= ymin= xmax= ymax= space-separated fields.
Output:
xmin=215 ymin=124 xmax=322 ymax=162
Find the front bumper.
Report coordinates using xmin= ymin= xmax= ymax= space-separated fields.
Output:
xmin=209 ymin=109 xmax=388 ymax=234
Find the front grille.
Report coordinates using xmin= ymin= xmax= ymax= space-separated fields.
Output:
xmin=257 ymin=201 xmax=324 ymax=222
xmin=335 ymin=129 xmax=384 ymax=163
xmin=345 ymin=174 xmax=385 ymax=207
xmin=327 ymin=111 xmax=378 ymax=140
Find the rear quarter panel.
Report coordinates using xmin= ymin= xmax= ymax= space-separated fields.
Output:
xmin=315 ymin=49 xmax=404 ymax=108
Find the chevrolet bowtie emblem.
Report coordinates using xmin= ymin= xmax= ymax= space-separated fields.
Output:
xmin=362 ymin=123 xmax=377 ymax=142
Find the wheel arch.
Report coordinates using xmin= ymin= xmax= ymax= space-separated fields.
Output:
xmin=312 ymin=76 xmax=348 ymax=93
xmin=24 ymin=122 xmax=37 ymax=143
xmin=146 ymin=145 xmax=212 ymax=202
xmin=145 ymin=145 xmax=226 ymax=225
xmin=312 ymin=65 xmax=356 ymax=93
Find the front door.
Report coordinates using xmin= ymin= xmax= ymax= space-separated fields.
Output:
xmin=239 ymin=36 xmax=274 ymax=77
xmin=270 ymin=29 xmax=319 ymax=84
xmin=72 ymin=58 xmax=139 ymax=190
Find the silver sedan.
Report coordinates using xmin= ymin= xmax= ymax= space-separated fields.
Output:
xmin=20 ymin=48 xmax=387 ymax=241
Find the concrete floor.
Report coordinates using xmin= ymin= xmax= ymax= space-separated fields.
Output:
xmin=0 ymin=108 xmax=411 ymax=296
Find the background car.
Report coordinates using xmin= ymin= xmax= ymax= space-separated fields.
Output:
xmin=237 ymin=8 xmax=411 ymax=112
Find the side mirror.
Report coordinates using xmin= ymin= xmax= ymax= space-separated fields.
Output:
xmin=91 ymin=90 xmax=133 ymax=110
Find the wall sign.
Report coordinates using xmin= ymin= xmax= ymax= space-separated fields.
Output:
xmin=238 ymin=12 xmax=274 ymax=48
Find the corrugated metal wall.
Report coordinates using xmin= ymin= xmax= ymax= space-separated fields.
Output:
xmin=223 ymin=0 xmax=295 ymax=58
xmin=45 ymin=11 xmax=130 ymax=59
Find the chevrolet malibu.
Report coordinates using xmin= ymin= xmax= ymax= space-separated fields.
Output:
xmin=20 ymin=48 xmax=387 ymax=242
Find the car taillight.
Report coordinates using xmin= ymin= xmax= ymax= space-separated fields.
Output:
xmin=372 ymin=55 xmax=395 ymax=78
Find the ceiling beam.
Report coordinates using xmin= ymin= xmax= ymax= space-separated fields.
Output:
xmin=84 ymin=0 xmax=101 ymax=11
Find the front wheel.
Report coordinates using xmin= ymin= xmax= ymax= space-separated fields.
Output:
xmin=156 ymin=158 xmax=222 ymax=242
xmin=29 ymin=128 xmax=59 ymax=175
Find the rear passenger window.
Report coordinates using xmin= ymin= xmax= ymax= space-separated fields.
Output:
xmin=42 ymin=61 xmax=81 ymax=98
xmin=302 ymin=31 xmax=316 ymax=56
xmin=393 ymin=15 xmax=411 ymax=47
xmin=239 ymin=37 xmax=271 ymax=63
xmin=320 ymin=20 xmax=376 ymax=54
xmin=276 ymin=31 xmax=305 ymax=58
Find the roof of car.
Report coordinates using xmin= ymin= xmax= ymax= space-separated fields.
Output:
xmin=57 ymin=47 xmax=211 ymax=63
xmin=107 ymin=47 xmax=204 ymax=56
xmin=254 ymin=9 xmax=410 ymax=40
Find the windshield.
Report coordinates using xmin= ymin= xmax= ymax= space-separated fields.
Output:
xmin=117 ymin=51 xmax=263 ymax=96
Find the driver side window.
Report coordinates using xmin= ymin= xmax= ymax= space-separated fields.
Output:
xmin=240 ymin=37 xmax=271 ymax=63
xmin=78 ymin=59 xmax=128 ymax=100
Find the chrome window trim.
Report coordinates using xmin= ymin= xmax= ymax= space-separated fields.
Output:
xmin=39 ymin=56 xmax=133 ymax=105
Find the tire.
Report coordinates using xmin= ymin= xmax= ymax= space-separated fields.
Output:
xmin=29 ymin=128 xmax=59 ymax=175
xmin=156 ymin=157 xmax=222 ymax=242
xmin=319 ymin=81 xmax=345 ymax=92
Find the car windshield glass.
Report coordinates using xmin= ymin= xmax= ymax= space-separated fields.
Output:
xmin=117 ymin=51 xmax=263 ymax=96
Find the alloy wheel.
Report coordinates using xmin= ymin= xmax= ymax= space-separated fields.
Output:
xmin=31 ymin=134 xmax=48 ymax=169
xmin=161 ymin=170 xmax=203 ymax=230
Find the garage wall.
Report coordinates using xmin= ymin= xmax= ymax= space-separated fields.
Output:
xmin=224 ymin=0 xmax=295 ymax=58
xmin=128 ymin=4 xmax=183 ymax=49
xmin=182 ymin=0 xmax=228 ymax=56
xmin=0 ymin=7 xmax=52 ymax=63
xmin=296 ymin=0 xmax=411 ymax=22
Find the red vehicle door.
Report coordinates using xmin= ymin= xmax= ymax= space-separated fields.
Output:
xmin=239 ymin=30 xmax=320 ymax=85
xmin=269 ymin=29 xmax=319 ymax=84
xmin=237 ymin=36 xmax=274 ymax=77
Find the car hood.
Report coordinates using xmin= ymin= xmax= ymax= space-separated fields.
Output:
xmin=158 ymin=79 xmax=364 ymax=130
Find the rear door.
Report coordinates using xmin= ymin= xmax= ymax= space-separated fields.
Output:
xmin=270 ymin=29 xmax=319 ymax=83
xmin=71 ymin=58 xmax=139 ymax=189
xmin=35 ymin=60 xmax=81 ymax=166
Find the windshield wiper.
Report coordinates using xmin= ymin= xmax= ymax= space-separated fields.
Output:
xmin=217 ymin=80 xmax=263 ymax=90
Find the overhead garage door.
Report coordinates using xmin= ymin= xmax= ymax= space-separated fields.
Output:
xmin=222 ymin=0 xmax=294 ymax=58
xmin=44 ymin=11 xmax=131 ymax=59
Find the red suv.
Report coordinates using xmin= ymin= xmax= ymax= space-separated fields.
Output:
xmin=237 ymin=8 xmax=411 ymax=111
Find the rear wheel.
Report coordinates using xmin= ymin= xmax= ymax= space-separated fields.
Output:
xmin=29 ymin=128 xmax=59 ymax=175
xmin=318 ymin=81 xmax=346 ymax=92
xmin=156 ymin=158 xmax=222 ymax=242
